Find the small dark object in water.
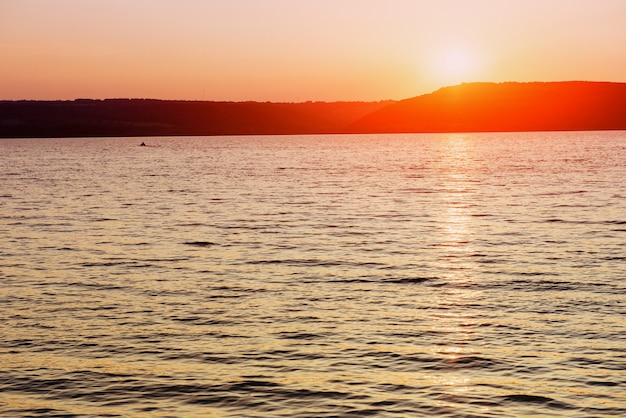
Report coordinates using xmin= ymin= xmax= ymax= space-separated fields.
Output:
xmin=140 ymin=142 xmax=146 ymax=146
xmin=387 ymin=277 xmax=435 ymax=284
xmin=184 ymin=241 xmax=216 ymax=247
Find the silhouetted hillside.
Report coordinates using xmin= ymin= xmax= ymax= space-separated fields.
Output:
xmin=1 ymin=81 xmax=625 ymax=138
xmin=349 ymin=81 xmax=626 ymax=133
xmin=0 ymin=100 xmax=391 ymax=138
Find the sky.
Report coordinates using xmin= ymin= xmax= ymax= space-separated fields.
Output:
xmin=1 ymin=0 xmax=625 ymax=102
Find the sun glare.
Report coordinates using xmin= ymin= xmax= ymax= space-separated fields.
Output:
xmin=430 ymin=46 xmax=483 ymax=86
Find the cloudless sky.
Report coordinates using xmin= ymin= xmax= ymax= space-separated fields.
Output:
xmin=1 ymin=0 xmax=625 ymax=101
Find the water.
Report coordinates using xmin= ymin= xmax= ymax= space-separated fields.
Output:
xmin=1 ymin=132 xmax=625 ymax=417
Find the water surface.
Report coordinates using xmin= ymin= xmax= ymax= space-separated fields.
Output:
xmin=1 ymin=132 xmax=625 ymax=417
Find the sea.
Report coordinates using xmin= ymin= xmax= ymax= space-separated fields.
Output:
xmin=1 ymin=132 xmax=625 ymax=417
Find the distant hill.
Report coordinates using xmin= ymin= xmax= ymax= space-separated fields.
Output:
xmin=0 ymin=100 xmax=391 ymax=138
xmin=1 ymin=81 xmax=625 ymax=138
xmin=348 ymin=81 xmax=626 ymax=133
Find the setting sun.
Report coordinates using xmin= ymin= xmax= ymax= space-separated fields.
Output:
xmin=431 ymin=46 xmax=483 ymax=86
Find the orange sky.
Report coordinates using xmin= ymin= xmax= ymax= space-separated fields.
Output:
xmin=1 ymin=0 xmax=625 ymax=102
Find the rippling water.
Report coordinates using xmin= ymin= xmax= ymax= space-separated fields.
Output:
xmin=1 ymin=132 xmax=625 ymax=417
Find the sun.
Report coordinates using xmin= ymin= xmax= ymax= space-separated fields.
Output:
xmin=430 ymin=45 xmax=483 ymax=86
xmin=440 ymin=49 xmax=472 ymax=76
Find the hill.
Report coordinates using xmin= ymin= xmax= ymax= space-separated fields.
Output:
xmin=0 ymin=100 xmax=390 ymax=138
xmin=348 ymin=81 xmax=626 ymax=133
xmin=1 ymin=81 xmax=625 ymax=138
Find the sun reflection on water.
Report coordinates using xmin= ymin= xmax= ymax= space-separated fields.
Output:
xmin=426 ymin=134 xmax=491 ymax=399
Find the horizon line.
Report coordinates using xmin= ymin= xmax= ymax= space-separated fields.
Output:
xmin=2 ymin=80 xmax=625 ymax=104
